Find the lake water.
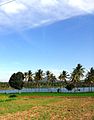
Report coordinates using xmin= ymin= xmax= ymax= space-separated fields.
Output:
xmin=0 ymin=87 xmax=94 ymax=93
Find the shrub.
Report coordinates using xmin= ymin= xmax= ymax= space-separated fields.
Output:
xmin=65 ymin=83 xmax=75 ymax=91
xmin=9 ymin=72 xmax=24 ymax=90
xmin=9 ymin=94 xmax=17 ymax=98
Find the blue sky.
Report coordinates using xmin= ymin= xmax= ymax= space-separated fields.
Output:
xmin=0 ymin=0 xmax=94 ymax=82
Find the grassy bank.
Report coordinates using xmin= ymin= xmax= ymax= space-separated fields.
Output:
xmin=0 ymin=92 xmax=94 ymax=97
xmin=0 ymin=92 xmax=94 ymax=120
xmin=15 ymin=92 xmax=94 ymax=97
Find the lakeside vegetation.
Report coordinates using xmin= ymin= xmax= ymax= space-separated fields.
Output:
xmin=0 ymin=64 xmax=94 ymax=91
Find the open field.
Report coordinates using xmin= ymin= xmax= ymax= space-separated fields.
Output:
xmin=0 ymin=92 xmax=94 ymax=120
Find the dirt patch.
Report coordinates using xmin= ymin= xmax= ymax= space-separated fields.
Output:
xmin=0 ymin=96 xmax=94 ymax=120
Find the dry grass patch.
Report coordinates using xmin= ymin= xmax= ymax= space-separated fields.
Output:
xmin=0 ymin=94 xmax=94 ymax=120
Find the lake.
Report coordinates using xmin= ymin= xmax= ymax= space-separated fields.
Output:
xmin=0 ymin=87 xmax=94 ymax=93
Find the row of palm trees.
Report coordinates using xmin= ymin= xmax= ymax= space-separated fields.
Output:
xmin=23 ymin=64 xmax=94 ymax=85
xmin=24 ymin=69 xmax=56 ymax=83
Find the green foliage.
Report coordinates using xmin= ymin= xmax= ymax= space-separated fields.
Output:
xmin=1 ymin=64 xmax=94 ymax=90
xmin=34 ymin=69 xmax=44 ymax=82
xmin=85 ymin=67 xmax=94 ymax=83
xmin=71 ymin=64 xmax=84 ymax=83
xmin=28 ymin=70 xmax=33 ymax=82
xmin=46 ymin=71 xmax=56 ymax=83
xmin=9 ymin=72 xmax=24 ymax=90
xmin=65 ymin=83 xmax=75 ymax=91
xmin=58 ymin=70 xmax=69 ymax=82
xmin=0 ymin=82 xmax=10 ymax=89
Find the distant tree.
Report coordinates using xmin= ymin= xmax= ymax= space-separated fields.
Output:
xmin=71 ymin=64 xmax=85 ymax=84
xmin=49 ymin=73 xmax=56 ymax=83
xmin=58 ymin=70 xmax=69 ymax=83
xmin=85 ymin=67 xmax=94 ymax=92
xmin=24 ymin=72 xmax=28 ymax=81
xmin=9 ymin=72 xmax=24 ymax=90
xmin=85 ymin=67 xmax=94 ymax=83
xmin=34 ymin=69 xmax=44 ymax=83
xmin=28 ymin=70 xmax=33 ymax=82
xmin=45 ymin=71 xmax=56 ymax=83
xmin=46 ymin=70 xmax=51 ymax=81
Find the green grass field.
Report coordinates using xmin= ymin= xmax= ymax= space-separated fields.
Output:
xmin=0 ymin=92 xmax=94 ymax=120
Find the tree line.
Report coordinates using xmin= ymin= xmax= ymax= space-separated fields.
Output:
xmin=8 ymin=64 xmax=94 ymax=91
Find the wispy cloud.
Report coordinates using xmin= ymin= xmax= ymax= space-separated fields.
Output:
xmin=0 ymin=0 xmax=94 ymax=32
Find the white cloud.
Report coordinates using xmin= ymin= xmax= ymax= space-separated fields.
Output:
xmin=40 ymin=0 xmax=58 ymax=7
xmin=0 ymin=0 xmax=94 ymax=32
xmin=68 ymin=0 xmax=94 ymax=13
xmin=1 ymin=1 xmax=26 ymax=14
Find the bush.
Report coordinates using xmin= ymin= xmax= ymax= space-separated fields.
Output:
xmin=65 ymin=83 xmax=75 ymax=91
xmin=9 ymin=72 xmax=24 ymax=90
xmin=9 ymin=94 xmax=17 ymax=98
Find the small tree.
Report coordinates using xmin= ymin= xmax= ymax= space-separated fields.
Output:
xmin=9 ymin=72 xmax=24 ymax=90
xmin=65 ymin=83 xmax=75 ymax=91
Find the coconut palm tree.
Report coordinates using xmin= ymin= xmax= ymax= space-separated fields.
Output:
xmin=71 ymin=64 xmax=85 ymax=84
xmin=24 ymin=72 xmax=28 ymax=81
xmin=28 ymin=70 xmax=33 ymax=82
xmin=58 ymin=70 xmax=69 ymax=83
xmin=34 ymin=69 xmax=44 ymax=90
xmin=85 ymin=67 xmax=94 ymax=91
xmin=46 ymin=70 xmax=51 ymax=82
xmin=34 ymin=69 xmax=44 ymax=83
xmin=86 ymin=67 xmax=94 ymax=83
xmin=49 ymin=73 xmax=56 ymax=83
xmin=46 ymin=71 xmax=56 ymax=83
